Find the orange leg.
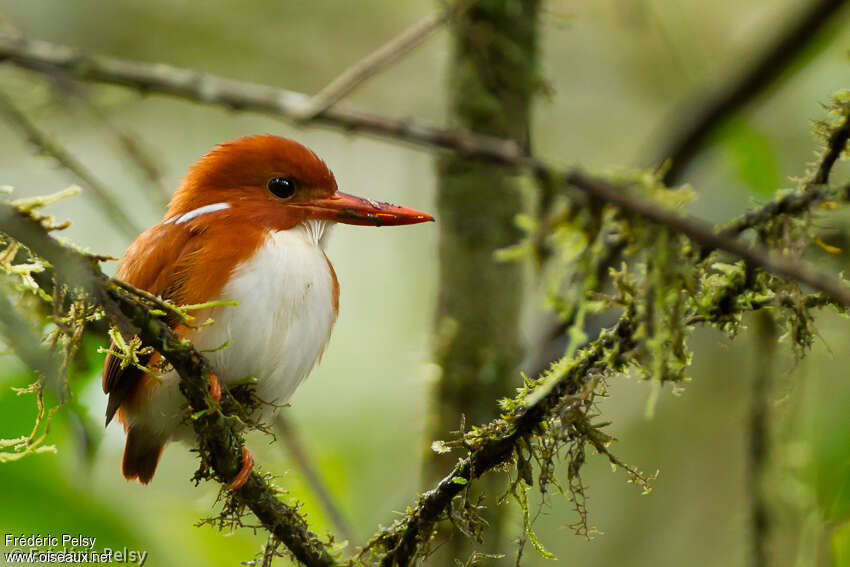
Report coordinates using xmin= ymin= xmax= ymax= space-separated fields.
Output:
xmin=226 ymin=446 xmax=254 ymax=490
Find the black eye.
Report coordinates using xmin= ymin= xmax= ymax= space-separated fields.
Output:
xmin=267 ymin=177 xmax=297 ymax=199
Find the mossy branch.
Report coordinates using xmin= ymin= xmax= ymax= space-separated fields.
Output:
xmin=0 ymin=28 xmax=847 ymax=559
xmin=367 ymin=98 xmax=850 ymax=564
xmin=0 ymin=201 xmax=337 ymax=567
xmin=364 ymin=183 xmax=849 ymax=565
xmin=370 ymin=318 xmax=637 ymax=567
xmin=3 ymin=163 xmax=850 ymax=565
xmin=562 ymin=171 xmax=850 ymax=307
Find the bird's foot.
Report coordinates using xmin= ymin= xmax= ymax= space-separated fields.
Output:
xmin=226 ymin=446 xmax=253 ymax=490
xmin=208 ymin=372 xmax=221 ymax=414
xmin=209 ymin=373 xmax=221 ymax=403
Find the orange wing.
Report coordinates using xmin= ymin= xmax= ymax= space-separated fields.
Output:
xmin=102 ymin=221 xmax=196 ymax=425
xmin=102 ymin=213 xmax=268 ymax=425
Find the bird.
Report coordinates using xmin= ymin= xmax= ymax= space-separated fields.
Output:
xmin=102 ymin=134 xmax=433 ymax=487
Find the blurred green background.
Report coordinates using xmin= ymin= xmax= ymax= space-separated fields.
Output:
xmin=0 ymin=1 xmax=849 ymax=566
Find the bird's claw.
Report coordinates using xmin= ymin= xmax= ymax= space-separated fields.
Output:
xmin=208 ymin=373 xmax=221 ymax=414
xmin=226 ymin=446 xmax=253 ymax=490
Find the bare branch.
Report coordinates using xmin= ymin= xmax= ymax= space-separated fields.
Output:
xmin=275 ymin=415 xmax=357 ymax=545
xmin=294 ymin=0 xmax=472 ymax=120
xmin=0 ymin=32 xmax=525 ymax=163
xmin=0 ymin=90 xmax=143 ymax=238
xmin=651 ymin=0 xmax=849 ymax=184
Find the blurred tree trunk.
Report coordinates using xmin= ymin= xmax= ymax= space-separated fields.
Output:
xmin=424 ymin=0 xmax=541 ymax=560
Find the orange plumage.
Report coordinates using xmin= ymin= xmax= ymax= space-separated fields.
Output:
xmin=103 ymin=135 xmax=432 ymax=484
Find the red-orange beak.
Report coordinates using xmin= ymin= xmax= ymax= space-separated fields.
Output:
xmin=292 ymin=191 xmax=434 ymax=226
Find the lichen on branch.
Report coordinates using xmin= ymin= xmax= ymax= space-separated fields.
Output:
xmin=0 ymin=88 xmax=847 ymax=566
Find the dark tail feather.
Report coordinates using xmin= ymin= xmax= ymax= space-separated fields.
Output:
xmin=105 ymin=392 xmax=123 ymax=427
xmin=122 ymin=426 xmax=164 ymax=484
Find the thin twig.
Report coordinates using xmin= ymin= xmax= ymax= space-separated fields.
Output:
xmin=110 ymin=278 xmax=192 ymax=326
xmin=0 ymin=90 xmax=143 ymax=238
xmin=719 ymin=184 xmax=845 ymax=238
xmin=651 ymin=0 xmax=849 ymax=184
xmin=72 ymin=93 xmax=172 ymax=207
xmin=293 ymin=0 xmax=472 ymax=120
xmin=719 ymin=100 xmax=850 ymax=239
xmin=274 ymin=415 xmax=357 ymax=545
xmin=812 ymin=106 xmax=850 ymax=186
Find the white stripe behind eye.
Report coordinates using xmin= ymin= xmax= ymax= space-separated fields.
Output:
xmin=166 ymin=202 xmax=231 ymax=224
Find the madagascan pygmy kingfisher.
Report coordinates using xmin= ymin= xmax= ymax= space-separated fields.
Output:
xmin=102 ymin=135 xmax=433 ymax=487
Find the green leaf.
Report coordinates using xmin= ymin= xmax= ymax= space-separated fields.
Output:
xmin=721 ymin=117 xmax=782 ymax=197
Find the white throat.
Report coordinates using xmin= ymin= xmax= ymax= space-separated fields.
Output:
xmin=300 ymin=218 xmax=334 ymax=248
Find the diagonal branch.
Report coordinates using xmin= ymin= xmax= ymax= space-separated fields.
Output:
xmin=275 ymin=415 xmax=357 ymax=545
xmin=719 ymin=103 xmax=850 ymax=238
xmin=372 ymin=174 xmax=850 ymax=566
xmin=720 ymin=182 xmax=849 ymax=238
xmin=0 ymin=18 xmax=172 ymax=208
xmin=0 ymin=91 xmax=143 ymax=238
xmin=374 ymin=317 xmax=637 ymax=567
xmin=563 ymin=172 xmax=850 ymax=307
xmin=2 ymin=34 xmax=848 ymax=305
xmin=0 ymin=202 xmax=337 ymax=567
xmin=293 ymin=0 xmax=473 ymax=120
xmin=812 ymin=105 xmax=850 ymax=186
xmin=652 ymin=0 xmax=849 ymax=184
xmin=1 ymin=14 xmax=847 ymax=187
xmin=67 ymin=90 xmax=172 ymax=208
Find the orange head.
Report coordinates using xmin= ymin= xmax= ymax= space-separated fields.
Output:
xmin=166 ymin=134 xmax=433 ymax=229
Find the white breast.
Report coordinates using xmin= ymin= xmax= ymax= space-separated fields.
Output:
xmin=194 ymin=220 xmax=337 ymax=410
